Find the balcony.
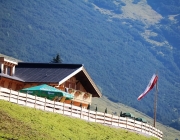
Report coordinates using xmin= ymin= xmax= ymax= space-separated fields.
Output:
xmin=67 ymin=88 xmax=92 ymax=105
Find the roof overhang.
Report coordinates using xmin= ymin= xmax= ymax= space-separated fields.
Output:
xmin=0 ymin=57 xmax=18 ymax=65
xmin=58 ymin=66 xmax=102 ymax=98
xmin=58 ymin=66 xmax=83 ymax=85
xmin=0 ymin=73 xmax=24 ymax=82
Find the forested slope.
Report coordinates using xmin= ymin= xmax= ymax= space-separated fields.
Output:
xmin=0 ymin=0 xmax=180 ymax=130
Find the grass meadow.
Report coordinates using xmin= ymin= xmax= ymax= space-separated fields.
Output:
xmin=0 ymin=100 xmax=158 ymax=140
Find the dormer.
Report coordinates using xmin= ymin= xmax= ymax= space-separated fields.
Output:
xmin=0 ymin=57 xmax=18 ymax=76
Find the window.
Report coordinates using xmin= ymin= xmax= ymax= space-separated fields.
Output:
xmin=3 ymin=65 xmax=12 ymax=76
xmin=7 ymin=66 xmax=11 ymax=75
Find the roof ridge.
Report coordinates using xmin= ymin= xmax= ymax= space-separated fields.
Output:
xmin=17 ymin=62 xmax=83 ymax=68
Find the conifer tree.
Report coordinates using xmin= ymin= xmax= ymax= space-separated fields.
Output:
xmin=51 ymin=53 xmax=62 ymax=63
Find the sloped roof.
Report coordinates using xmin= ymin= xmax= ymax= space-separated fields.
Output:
xmin=14 ymin=62 xmax=102 ymax=97
xmin=0 ymin=73 xmax=24 ymax=82
xmin=15 ymin=62 xmax=83 ymax=83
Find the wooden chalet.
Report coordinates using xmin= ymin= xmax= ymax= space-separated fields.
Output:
xmin=0 ymin=56 xmax=102 ymax=108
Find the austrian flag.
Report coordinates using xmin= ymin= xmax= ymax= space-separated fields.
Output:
xmin=137 ymin=74 xmax=158 ymax=101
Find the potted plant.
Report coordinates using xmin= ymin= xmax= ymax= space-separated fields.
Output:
xmin=68 ymin=88 xmax=74 ymax=93
xmin=74 ymin=90 xmax=82 ymax=97
xmin=83 ymin=92 xmax=91 ymax=99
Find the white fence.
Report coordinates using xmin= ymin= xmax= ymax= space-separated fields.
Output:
xmin=0 ymin=87 xmax=163 ymax=140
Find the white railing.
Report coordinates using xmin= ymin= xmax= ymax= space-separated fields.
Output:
xmin=0 ymin=87 xmax=163 ymax=140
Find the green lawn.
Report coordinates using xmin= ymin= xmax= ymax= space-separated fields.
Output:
xmin=0 ymin=100 xmax=158 ymax=140
xmin=92 ymin=96 xmax=180 ymax=140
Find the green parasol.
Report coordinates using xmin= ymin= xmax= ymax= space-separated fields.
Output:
xmin=19 ymin=84 xmax=74 ymax=100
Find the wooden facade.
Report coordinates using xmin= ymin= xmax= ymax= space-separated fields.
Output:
xmin=0 ymin=56 xmax=100 ymax=109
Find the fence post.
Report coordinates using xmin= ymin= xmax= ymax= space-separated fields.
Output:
xmin=126 ymin=117 xmax=127 ymax=129
xmin=17 ymin=91 xmax=19 ymax=104
xmin=80 ymin=105 xmax=82 ymax=119
xmin=111 ymin=114 xmax=113 ymax=125
xmin=152 ymin=127 xmax=154 ymax=137
xmin=145 ymin=123 xmax=147 ymax=134
xmin=104 ymin=113 xmax=105 ymax=124
xmin=155 ymin=128 xmax=157 ymax=138
xmin=147 ymin=124 xmax=150 ymax=135
xmin=118 ymin=116 xmax=120 ymax=127
xmin=53 ymin=100 xmax=55 ymax=112
xmin=44 ymin=97 xmax=46 ymax=111
xmin=88 ymin=110 xmax=90 ymax=121
xmin=71 ymin=101 xmax=73 ymax=116
xmin=95 ymin=111 xmax=97 ymax=122
xmin=9 ymin=89 xmax=11 ymax=101
xmin=25 ymin=93 xmax=27 ymax=106
xmin=34 ymin=95 xmax=37 ymax=108
xmin=146 ymin=124 xmax=148 ymax=134
xmin=63 ymin=102 xmax=64 ymax=115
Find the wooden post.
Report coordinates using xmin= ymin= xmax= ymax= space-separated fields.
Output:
xmin=144 ymin=123 xmax=146 ymax=134
xmin=147 ymin=124 xmax=150 ymax=135
xmin=118 ymin=116 xmax=120 ymax=127
xmin=63 ymin=102 xmax=64 ymax=115
xmin=9 ymin=89 xmax=11 ymax=101
xmin=53 ymin=100 xmax=55 ymax=112
xmin=95 ymin=111 xmax=97 ymax=122
xmin=71 ymin=101 xmax=73 ymax=116
xmin=44 ymin=97 xmax=46 ymax=111
xmin=134 ymin=118 xmax=135 ymax=131
xmin=80 ymin=104 xmax=82 ymax=119
xmin=88 ymin=110 xmax=90 ymax=121
xmin=34 ymin=95 xmax=37 ymax=108
xmin=17 ymin=91 xmax=19 ymax=104
xmin=126 ymin=117 xmax=127 ymax=129
xmin=111 ymin=114 xmax=113 ymax=125
xmin=25 ymin=93 xmax=27 ymax=106
xmin=104 ymin=113 xmax=105 ymax=124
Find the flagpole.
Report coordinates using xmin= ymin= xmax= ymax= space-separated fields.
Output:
xmin=153 ymin=75 xmax=158 ymax=127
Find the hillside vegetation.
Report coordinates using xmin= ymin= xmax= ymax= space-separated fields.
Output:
xmin=0 ymin=100 xmax=158 ymax=140
xmin=0 ymin=0 xmax=180 ymax=130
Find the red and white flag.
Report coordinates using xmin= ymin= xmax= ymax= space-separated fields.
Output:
xmin=137 ymin=74 xmax=158 ymax=101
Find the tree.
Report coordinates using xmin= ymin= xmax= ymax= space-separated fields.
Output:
xmin=95 ymin=106 xmax=98 ymax=112
xmin=105 ymin=108 xmax=107 ymax=113
xmin=50 ymin=53 xmax=62 ymax=63
xmin=87 ymin=104 xmax=90 ymax=110
xmin=120 ymin=111 xmax=122 ymax=117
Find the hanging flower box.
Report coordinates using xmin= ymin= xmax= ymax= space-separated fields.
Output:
xmin=68 ymin=88 xmax=74 ymax=93
xmin=74 ymin=90 xmax=82 ymax=98
xmin=83 ymin=92 xmax=91 ymax=99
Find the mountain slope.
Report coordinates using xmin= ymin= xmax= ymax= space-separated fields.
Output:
xmin=0 ymin=0 xmax=180 ymax=130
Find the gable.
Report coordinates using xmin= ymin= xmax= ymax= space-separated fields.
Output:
xmin=76 ymin=68 xmax=102 ymax=97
